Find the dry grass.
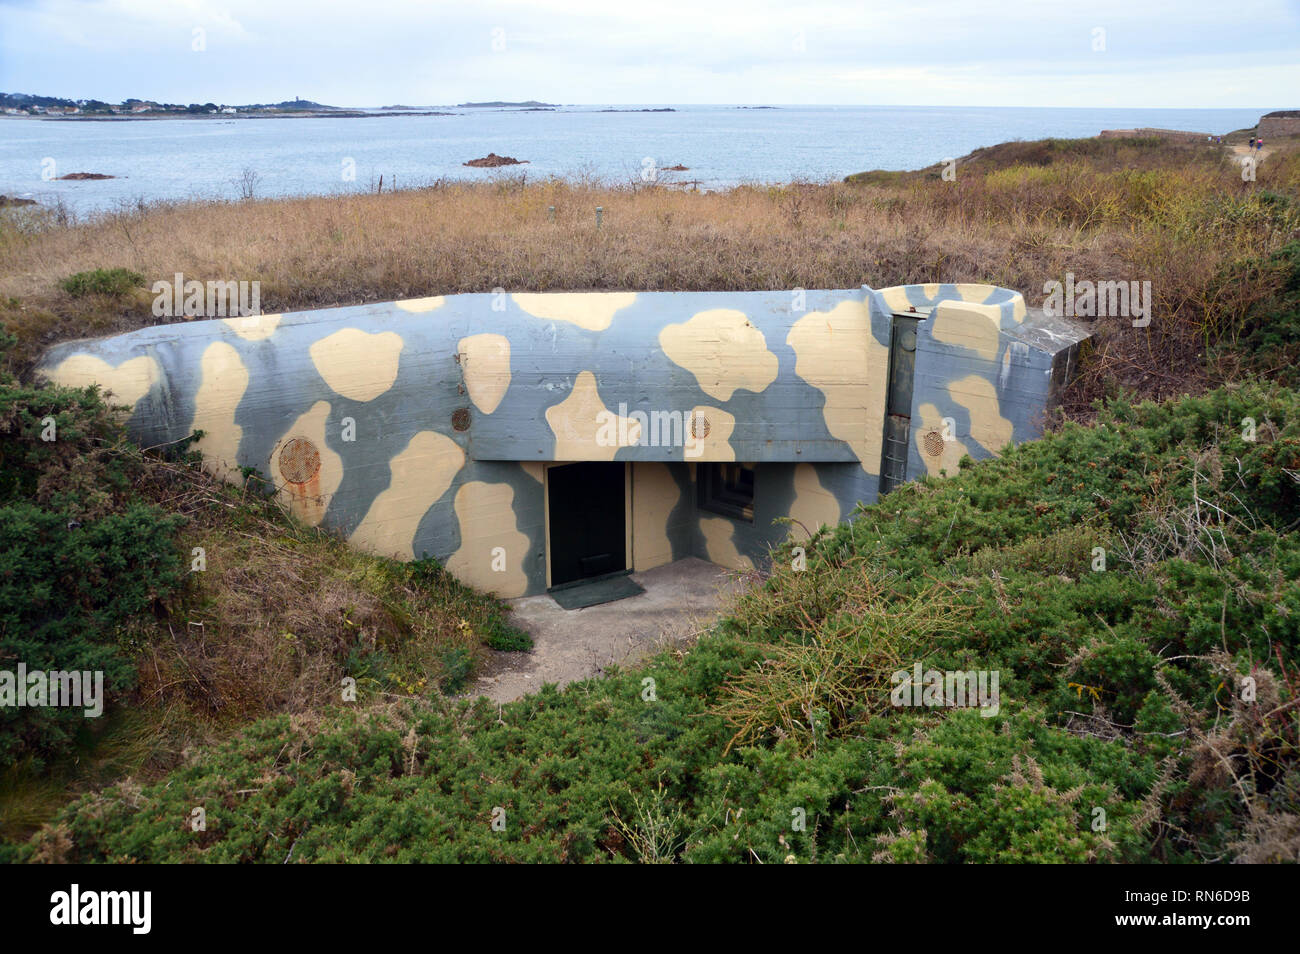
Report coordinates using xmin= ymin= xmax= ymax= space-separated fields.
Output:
xmin=132 ymin=458 xmax=498 ymax=723
xmin=715 ymin=564 xmax=967 ymax=755
xmin=2 ymin=136 xmax=1297 ymax=409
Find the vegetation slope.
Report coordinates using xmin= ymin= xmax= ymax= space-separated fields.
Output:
xmin=12 ymin=383 xmax=1300 ymax=863
xmin=2 ymin=133 xmax=1299 ymax=861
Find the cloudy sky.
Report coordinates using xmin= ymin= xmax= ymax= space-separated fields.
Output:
xmin=1 ymin=0 xmax=1296 ymax=107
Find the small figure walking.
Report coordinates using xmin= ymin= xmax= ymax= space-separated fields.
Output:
xmin=1257 ymin=137 xmax=1264 ymax=152
xmin=1249 ymin=136 xmax=1256 ymax=148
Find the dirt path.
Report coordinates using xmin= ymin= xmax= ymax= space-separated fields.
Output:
xmin=1231 ymin=143 xmax=1272 ymax=160
xmin=468 ymin=557 xmax=748 ymax=703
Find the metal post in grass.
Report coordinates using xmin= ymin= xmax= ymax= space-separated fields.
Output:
xmin=595 ymin=206 xmax=603 ymax=229
xmin=547 ymin=205 xmax=555 ymax=223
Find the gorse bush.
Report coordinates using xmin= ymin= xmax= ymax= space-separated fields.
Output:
xmin=58 ymin=268 xmax=144 ymax=299
xmin=24 ymin=383 xmax=1299 ymax=863
xmin=0 ymin=328 xmax=185 ymax=770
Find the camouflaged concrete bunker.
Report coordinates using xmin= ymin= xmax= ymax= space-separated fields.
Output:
xmin=37 ymin=284 xmax=1088 ymax=598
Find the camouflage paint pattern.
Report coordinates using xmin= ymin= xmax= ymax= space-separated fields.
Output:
xmin=36 ymin=285 xmax=1088 ymax=597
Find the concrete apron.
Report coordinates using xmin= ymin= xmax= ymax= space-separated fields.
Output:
xmin=468 ymin=557 xmax=748 ymax=703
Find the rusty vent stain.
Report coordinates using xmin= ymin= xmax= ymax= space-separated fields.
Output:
xmin=279 ymin=437 xmax=321 ymax=484
xmin=691 ymin=415 xmax=711 ymax=440
xmin=923 ymin=431 xmax=945 ymax=458
xmin=451 ymin=408 xmax=471 ymax=432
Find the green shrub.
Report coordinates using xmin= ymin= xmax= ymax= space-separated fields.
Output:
xmin=437 ymin=646 xmax=474 ymax=693
xmin=483 ymin=615 xmax=532 ymax=652
xmin=0 ymin=328 xmax=185 ymax=769
xmin=58 ymin=268 xmax=144 ymax=299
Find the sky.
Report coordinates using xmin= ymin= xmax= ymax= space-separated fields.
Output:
xmin=0 ymin=0 xmax=1296 ymax=108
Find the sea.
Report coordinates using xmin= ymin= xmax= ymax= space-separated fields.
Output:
xmin=0 ymin=104 xmax=1273 ymax=217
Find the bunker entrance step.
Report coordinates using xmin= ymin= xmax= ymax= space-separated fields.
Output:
xmin=547 ymin=570 xmax=646 ymax=610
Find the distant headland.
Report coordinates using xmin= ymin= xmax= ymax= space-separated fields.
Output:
xmin=0 ymin=92 xmax=451 ymax=119
xmin=457 ymin=101 xmax=557 ymax=109
xmin=0 ymin=93 xmax=773 ymax=120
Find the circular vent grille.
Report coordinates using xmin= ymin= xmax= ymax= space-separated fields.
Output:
xmin=690 ymin=414 xmax=711 ymax=440
xmin=279 ymin=437 xmax=321 ymax=484
xmin=923 ymin=431 xmax=946 ymax=458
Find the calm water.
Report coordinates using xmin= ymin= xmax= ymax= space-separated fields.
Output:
xmin=0 ymin=104 xmax=1270 ymax=216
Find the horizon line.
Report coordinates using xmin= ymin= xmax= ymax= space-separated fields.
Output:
xmin=0 ymin=92 xmax=1285 ymax=112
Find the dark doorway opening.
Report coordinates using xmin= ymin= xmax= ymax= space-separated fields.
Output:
xmin=548 ymin=462 xmax=626 ymax=587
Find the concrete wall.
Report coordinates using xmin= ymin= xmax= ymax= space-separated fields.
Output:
xmin=36 ymin=284 xmax=1087 ymax=597
xmin=1098 ymin=128 xmax=1212 ymax=142
xmin=1258 ymin=113 xmax=1300 ymax=139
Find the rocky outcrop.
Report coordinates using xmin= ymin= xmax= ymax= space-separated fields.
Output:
xmin=463 ymin=153 xmax=529 ymax=168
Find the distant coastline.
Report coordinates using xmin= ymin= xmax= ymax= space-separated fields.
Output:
xmin=0 ymin=92 xmax=455 ymax=120
xmin=2 ymin=104 xmax=1273 ymax=217
xmin=18 ymin=111 xmax=456 ymax=121
xmin=0 ymin=92 xmax=751 ymax=120
xmin=458 ymin=100 xmax=557 ymax=108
